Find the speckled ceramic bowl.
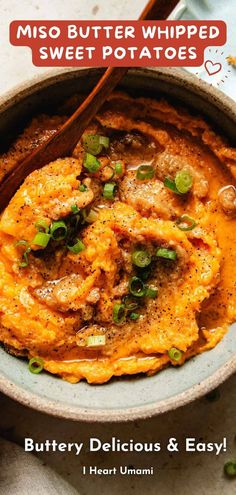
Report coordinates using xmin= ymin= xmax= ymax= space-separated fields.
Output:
xmin=0 ymin=68 xmax=236 ymax=422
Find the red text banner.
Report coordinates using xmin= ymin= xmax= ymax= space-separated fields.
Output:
xmin=10 ymin=20 xmax=226 ymax=67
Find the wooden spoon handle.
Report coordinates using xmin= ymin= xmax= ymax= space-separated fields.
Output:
xmin=0 ymin=0 xmax=179 ymax=212
xmin=140 ymin=0 xmax=180 ymax=19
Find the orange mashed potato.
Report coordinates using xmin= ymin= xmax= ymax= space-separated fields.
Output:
xmin=0 ymin=91 xmax=236 ymax=384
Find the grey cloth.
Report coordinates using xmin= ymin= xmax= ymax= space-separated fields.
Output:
xmin=0 ymin=438 xmax=78 ymax=495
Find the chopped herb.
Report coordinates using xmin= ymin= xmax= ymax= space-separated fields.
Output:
xmin=129 ymin=277 xmax=146 ymax=297
xmin=67 ymin=239 xmax=85 ymax=254
xmin=137 ymin=165 xmax=155 ymax=180
xmin=145 ymin=286 xmax=158 ymax=298
xmin=71 ymin=204 xmax=80 ymax=214
xmin=79 ymin=184 xmax=88 ymax=192
xmin=168 ymin=347 xmax=183 ymax=362
xmin=50 ymin=221 xmax=67 ymax=241
xmin=130 ymin=312 xmax=140 ymax=320
xmin=176 ymin=214 xmax=196 ymax=231
xmin=115 ymin=161 xmax=123 ymax=175
xmin=175 ymin=170 xmax=193 ymax=194
xmin=156 ymin=247 xmax=177 ymax=261
xmin=113 ymin=303 xmax=126 ymax=324
xmin=103 ymin=182 xmax=117 ymax=200
xmin=83 ymin=152 xmax=101 ymax=173
xmin=86 ymin=335 xmax=106 ymax=347
xmin=28 ymin=357 xmax=44 ymax=374
xmin=132 ymin=249 xmax=151 ymax=268
xmin=32 ymin=232 xmax=51 ymax=248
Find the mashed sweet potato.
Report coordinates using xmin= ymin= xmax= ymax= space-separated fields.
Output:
xmin=0 ymin=91 xmax=235 ymax=384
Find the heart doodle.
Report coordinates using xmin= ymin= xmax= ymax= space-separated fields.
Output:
xmin=204 ymin=60 xmax=222 ymax=76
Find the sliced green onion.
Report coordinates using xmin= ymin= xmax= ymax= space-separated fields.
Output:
xmin=164 ymin=177 xmax=180 ymax=194
xmin=83 ymin=153 xmax=101 ymax=173
xmin=224 ymin=461 xmax=236 ymax=477
xmin=123 ymin=295 xmax=139 ymax=311
xmin=19 ymin=251 xmax=30 ymax=268
xmin=50 ymin=220 xmax=67 ymax=241
xmin=28 ymin=357 xmax=44 ymax=374
xmin=67 ymin=239 xmax=85 ymax=254
xmin=129 ymin=277 xmax=146 ymax=298
xmin=145 ymin=286 xmax=158 ymax=298
xmin=130 ymin=312 xmax=140 ymax=320
xmin=71 ymin=204 xmax=80 ymax=215
xmin=15 ymin=240 xmax=31 ymax=268
xmin=115 ymin=161 xmax=123 ymax=175
xmin=82 ymin=134 xmax=109 ymax=156
xmin=156 ymin=247 xmax=177 ymax=261
xmin=32 ymin=232 xmax=51 ymax=248
xmin=79 ymin=184 xmax=88 ymax=192
xmin=99 ymin=135 xmax=110 ymax=149
xmin=104 ymin=164 xmax=115 ymax=180
xmin=168 ymin=347 xmax=183 ymax=362
xmin=132 ymin=249 xmax=151 ymax=268
xmin=136 ymin=165 xmax=155 ymax=180
xmin=175 ymin=170 xmax=193 ymax=194
xmin=113 ymin=303 xmax=126 ymax=324
xmin=82 ymin=134 xmax=102 ymax=155
xmin=176 ymin=214 xmax=196 ymax=231
xmin=86 ymin=335 xmax=106 ymax=347
xmin=35 ymin=220 xmax=49 ymax=234
xmin=85 ymin=209 xmax=98 ymax=223
xmin=15 ymin=240 xmax=30 ymax=249
xmin=103 ymin=182 xmax=117 ymax=200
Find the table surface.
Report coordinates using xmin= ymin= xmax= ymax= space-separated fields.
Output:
xmin=0 ymin=1 xmax=236 ymax=494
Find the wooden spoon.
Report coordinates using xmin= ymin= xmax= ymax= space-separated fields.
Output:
xmin=0 ymin=0 xmax=179 ymax=212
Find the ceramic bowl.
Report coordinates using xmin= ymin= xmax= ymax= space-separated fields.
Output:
xmin=0 ymin=68 xmax=236 ymax=422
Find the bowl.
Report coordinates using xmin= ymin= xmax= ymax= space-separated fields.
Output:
xmin=0 ymin=67 xmax=236 ymax=422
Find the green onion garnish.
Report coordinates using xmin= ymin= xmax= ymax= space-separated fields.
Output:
xmin=156 ymin=247 xmax=177 ymax=261
xmin=104 ymin=164 xmax=115 ymax=180
xmin=79 ymin=184 xmax=88 ymax=192
xmin=15 ymin=240 xmax=29 ymax=249
xmin=50 ymin=220 xmax=67 ymax=241
xmin=115 ymin=161 xmax=123 ymax=175
xmin=224 ymin=461 xmax=236 ymax=477
xmin=85 ymin=209 xmax=98 ymax=224
xmin=164 ymin=177 xmax=180 ymax=194
xmin=28 ymin=357 xmax=44 ymax=374
xmin=15 ymin=240 xmax=31 ymax=268
xmin=67 ymin=239 xmax=85 ymax=254
xmin=123 ymin=295 xmax=139 ymax=311
xmin=103 ymin=182 xmax=117 ymax=200
xmin=129 ymin=277 xmax=146 ymax=298
xmin=132 ymin=249 xmax=151 ymax=268
xmin=130 ymin=312 xmax=140 ymax=320
xmin=168 ymin=347 xmax=183 ymax=362
xmin=35 ymin=220 xmax=49 ymax=234
xmin=83 ymin=153 xmax=101 ymax=173
xmin=86 ymin=335 xmax=106 ymax=347
xmin=71 ymin=204 xmax=80 ymax=215
xmin=82 ymin=134 xmax=102 ymax=155
xmin=99 ymin=136 xmax=110 ymax=149
xmin=32 ymin=232 xmax=51 ymax=248
xmin=145 ymin=286 xmax=158 ymax=298
xmin=176 ymin=214 xmax=196 ymax=231
xmin=82 ymin=134 xmax=109 ymax=155
xmin=113 ymin=303 xmax=126 ymax=324
xmin=136 ymin=165 xmax=155 ymax=180
xmin=19 ymin=251 xmax=30 ymax=268
xmin=175 ymin=170 xmax=193 ymax=194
